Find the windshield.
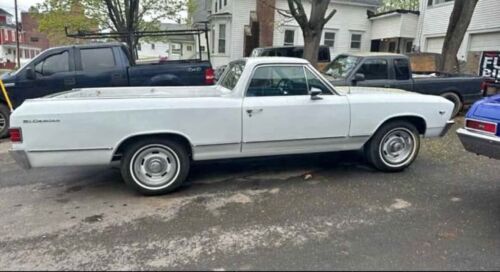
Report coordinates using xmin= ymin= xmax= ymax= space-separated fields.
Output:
xmin=218 ymin=60 xmax=246 ymax=91
xmin=322 ymin=55 xmax=360 ymax=80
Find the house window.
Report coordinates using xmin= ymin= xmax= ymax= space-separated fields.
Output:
xmin=187 ymin=45 xmax=193 ymax=51
xmin=406 ymin=41 xmax=413 ymax=53
xmin=219 ymin=0 xmax=222 ymax=9
xmin=30 ymin=50 xmax=35 ymax=58
xmin=350 ymin=33 xmax=362 ymax=49
xmin=324 ymin=32 xmax=335 ymax=47
xmin=284 ymin=30 xmax=295 ymax=46
xmin=388 ymin=41 xmax=396 ymax=52
xmin=7 ymin=49 xmax=11 ymax=54
xmin=137 ymin=43 xmax=142 ymax=51
xmin=218 ymin=24 xmax=226 ymax=54
xmin=224 ymin=0 xmax=227 ymax=6
xmin=211 ymin=26 xmax=215 ymax=53
xmin=151 ymin=43 xmax=155 ymax=50
xmin=215 ymin=0 xmax=218 ymax=12
xmin=24 ymin=49 xmax=29 ymax=58
xmin=428 ymin=0 xmax=454 ymax=6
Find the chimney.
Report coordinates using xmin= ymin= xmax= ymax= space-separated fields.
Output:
xmin=257 ymin=0 xmax=275 ymax=47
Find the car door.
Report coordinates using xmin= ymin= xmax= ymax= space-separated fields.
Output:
xmin=14 ymin=49 xmax=75 ymax=104
xmin=75 ymin=47 xmax=128 ymax=89
xmin=242 ymin=65 xmax=350 ymax=155
xmin=354 ymin=58 xmax=391 ymax=88
xmin=386 ymin=58 xmax=414 ymax=91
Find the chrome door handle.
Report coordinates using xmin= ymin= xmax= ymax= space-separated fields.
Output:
xmin=246 ymin=109 xmax=263 ymax=117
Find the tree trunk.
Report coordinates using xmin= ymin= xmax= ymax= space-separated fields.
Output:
xmin=440 ymin=0 xmax=479 ymax=73
xmin=303 ymin=28 xmax=322 ymax=67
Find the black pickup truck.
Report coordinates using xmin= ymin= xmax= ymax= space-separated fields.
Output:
xmin=322 ymin=53 xmax=485 ymax=117
xmin=0 ymin=43 xmax=214 ymax=137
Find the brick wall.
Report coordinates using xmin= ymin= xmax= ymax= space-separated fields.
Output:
xmin=256 ymin=0 xmax=275 ymax=47
xmin=21 ymin=12 xmax=50 ymax=50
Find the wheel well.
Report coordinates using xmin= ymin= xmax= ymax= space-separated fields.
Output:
xmin=380 ymin=116 xmax=427 ymax=135
xmin=112 ymin=133 xmax=193 ymax=161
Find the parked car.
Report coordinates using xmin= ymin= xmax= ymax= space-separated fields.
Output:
xmin=250 ymin=45 xmax=332 ymax=70
xmin=322 ymin=53 xmax=485 ymax=117
xmin=0 ymin=43 xmax=215 ymax=138
xmin=457 ymin=95 xmax=500 ymax=159
xmin=9 ymin=57 xmax=454 ymax=195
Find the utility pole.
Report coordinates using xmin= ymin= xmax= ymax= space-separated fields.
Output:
xmin=14 ymin=0 xmax=21 ymax=69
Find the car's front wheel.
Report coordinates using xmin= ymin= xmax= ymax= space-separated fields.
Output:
xmin=365 ymin=121 xmax=421 ymax=172
xmin=121 ymin=138 xmax=190 ymax=195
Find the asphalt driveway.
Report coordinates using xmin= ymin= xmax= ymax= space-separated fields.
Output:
xmin=0 ymin=118 xmax=499 ymax=270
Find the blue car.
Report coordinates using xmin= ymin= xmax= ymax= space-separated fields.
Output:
xmin=457 ymin=95 xmax=500 ymax=159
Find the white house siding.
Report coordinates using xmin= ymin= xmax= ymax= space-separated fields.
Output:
xmin=371 ymin=15 xmax=404 ymax=40
xmin=209 ymin=0 xmax=256 ymax=68
xmin=272 ymin=0 xmax=373 ymax=56
xmin=416 ymin=0 xmax=500 ymax=60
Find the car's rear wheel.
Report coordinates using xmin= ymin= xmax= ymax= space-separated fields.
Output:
xmin=121 ymin=138 xmax=190 ymax=195
xmin=0 ymin=104 xmax=10 ymax=138
xmin=365 ymin=121 xmax=420 ymax=172
xmin=441 ymin=92 xmax=462 ymax=118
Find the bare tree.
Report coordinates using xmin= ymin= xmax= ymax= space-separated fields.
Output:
xmin=440 ymin=0 xmax=479 ymax=73
xmin=286 ymin=0 xmax=336 ymax=67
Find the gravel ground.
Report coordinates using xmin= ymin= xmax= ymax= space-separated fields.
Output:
xmin=0 ymin=118 xmax=499 ymax=270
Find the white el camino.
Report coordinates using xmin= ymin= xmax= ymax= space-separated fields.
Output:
xmin=9 ymin=57 xmax=455 ymax=195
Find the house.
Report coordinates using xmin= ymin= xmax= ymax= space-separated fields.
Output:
xmin=0 ymin=9 xmax=44 ymax=69
xmin=193 ymin=0 xmax=381 ymax=68
xmin=414 ymin=0 xmax=500 ymax=61
xmin=369 ymin=9 xmax=420 ymax=54
xmin=137 ymin=23 xmax=197 ymax=61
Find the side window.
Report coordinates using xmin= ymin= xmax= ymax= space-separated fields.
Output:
xmin=247 ymin=66 xmax=308 ymax=97
xmin=357 ymin=59 xmax=388 ymax=80
xmin=219 ymin=61 xmax=245 ymax=90
xmin=305 ymin=69 xmax=332 ymax=95
xmin=394 ymin=58 xmax=411 ymax=80
xmin=80 ymin=48 xmax=116 ymax=71
xmin=35 ymin=51 xmax=69 ymax=76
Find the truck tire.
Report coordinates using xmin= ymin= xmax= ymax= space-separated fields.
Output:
xmin=440 ymin=92 xmax=462 ymax=118
xmin=0 ymin=104 xmax=10 ymax=138
xmin=120 ymin=138 xmax=190 ymax=195
xmin=365 ymin=120 xmax=420 ymax=172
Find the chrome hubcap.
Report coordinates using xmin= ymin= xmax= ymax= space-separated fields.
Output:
xmin=131 ymin=145 xmax=179 ymax=188
xmin=380 ymin=128 xmax=415 ymax=166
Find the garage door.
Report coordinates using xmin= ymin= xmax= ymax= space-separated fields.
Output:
xmin=425 ymin=37 xmax=445 ymax=54
xmin=469 ymin=32 xmax=500 ymax=52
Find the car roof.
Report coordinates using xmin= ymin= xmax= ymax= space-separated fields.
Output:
xmin=254 ymin=45 xmax=329 ymax=50
xmin=48 ymin=42 xmax=126 ymax=51
xmin=241 ymin=57 xmax=310 ymax=65
xmin=344 ymin=52 xmax=405 ymax=58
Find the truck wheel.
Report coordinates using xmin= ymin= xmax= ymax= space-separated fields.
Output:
xmin=441 ymin=92 xmax=462 ymax=117
xmin=365 ymin=121 xmax=420 ymax=172
xmin=121 ymin=138 xmax=190 ymax=195
xmin=0 ymin=104 xmax=10 ymax=138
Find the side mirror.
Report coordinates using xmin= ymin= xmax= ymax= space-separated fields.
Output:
xmin=310 ymin=87 xmax=323 ymax=100
xmin=352 ymin=73 xmax=365 ymax=86
xmin=25 ymin=67 xmax=35 ymax=80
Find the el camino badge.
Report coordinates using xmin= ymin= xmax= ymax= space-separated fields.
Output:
xmin=23 ymin=119 xmax=61 ymax=124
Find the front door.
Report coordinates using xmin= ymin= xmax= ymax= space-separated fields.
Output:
xmin=354 ymin=58 xmax=391 ymax=88
xmin=13 ymin=49 xmax=75 ymax=106
xmin=242 ymin=65 xmax=350 ymax=155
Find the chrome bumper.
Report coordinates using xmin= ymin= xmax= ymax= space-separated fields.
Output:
xmin=457 ymin=128 xmax=500 ymax=160
xmin=9 ymin=150 xmax=31 ymax=170
xmin=440 ymin=120 xmax=455 ymax=137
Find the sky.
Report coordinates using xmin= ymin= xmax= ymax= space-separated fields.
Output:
xmin=0 ymin=0 xmax=43 ymax=16
xmin=0 ymin=0 xmax=184 ymax=23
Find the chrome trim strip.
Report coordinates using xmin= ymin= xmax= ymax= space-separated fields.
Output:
xmin=194 ymin=142 xmax=241 ymax=147
xmin=28 ymin=147 xmax=113 ymax=153
xmin=243 ymin=136 xmax=348 ymax=144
